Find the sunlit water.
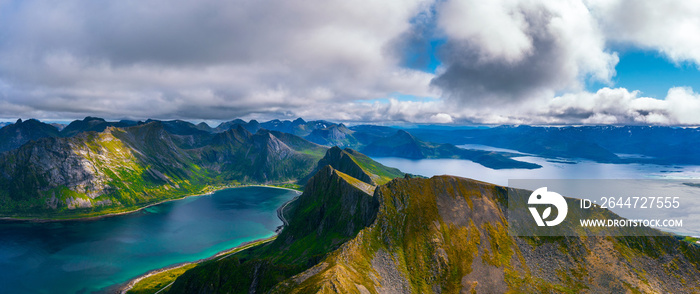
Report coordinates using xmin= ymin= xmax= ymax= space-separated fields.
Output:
xmin=373 ymin=152 xmax=700 ymax=236
xmin=0 ymin=186 xmax=299 ymax=294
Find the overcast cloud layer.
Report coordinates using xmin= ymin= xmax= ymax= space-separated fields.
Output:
xmin=0 ymin=0 xmax=699 ymax=125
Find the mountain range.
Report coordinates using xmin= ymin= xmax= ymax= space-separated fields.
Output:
xmin=0 ymin=120 xmax=326 ymax=218
xmin=0 ymin=117 xmax=541 ymax=172
xmin=408 ymin=125 xmax=700 ymax=165
xmin=165 ymin=147 xmax=700 ymax=293
xmin=2 ymin=117 xmax=699 ymax=292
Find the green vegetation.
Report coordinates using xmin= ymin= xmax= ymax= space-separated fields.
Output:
xmin=168 ymin=171 xmax=700 ymax=293
xmin=127 ymin=264 xmax=197 ymax=294
xmin=0 ymin=122 xmax=327 ymax=219
xmin=127 ymin=236 xmax=278 ymax=294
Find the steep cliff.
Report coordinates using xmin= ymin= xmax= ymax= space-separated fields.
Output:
xmin=0 ymin=122 xmax=326 ymax=217
xmin=313 ymin=146 xmax=403 ymax=186
xmin=0 ymin=119 xmax=60 ymax=153
xmin=274 ymin=176 xmax=700 ymax=293
xmin=169 ymin=165 xmax=380 ymax=293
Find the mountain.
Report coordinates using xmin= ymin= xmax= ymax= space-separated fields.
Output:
xmin=348 ymin=124 xmax=400 ymax=145
xmin=274 ymin=176 xmax=700 ymax=293
xmin=59 ymin=117 xmax=137 ymax=137
xmin=311 ymin=146 xmax=404 ymax=186
xmin=169 ymin=170 xmax=700 ymax=293
xmin=0 ymin=118 xmax=60 ymax=153
xmin=405 ymin=125 xmax=700 ymax=164
xmin=169 ymin=152 xmax=392 ymax=293
xmin=259 ymin=118 xmax=333 ymax=137
xmin=214 ymin=119 xmax=261 ymax=133
xmin=0 ymin=122 xmax=327 ymax=218
xmin=305 ymin=124 xmax=361 ymax=149
xmin=362 ymin=130 xmax=541 ymax=169
xmin=200 ymin=126 xmax=327 ymax=183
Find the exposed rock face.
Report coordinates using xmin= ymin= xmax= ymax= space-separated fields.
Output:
xmin=305 ymin=124 xmax=360 ymax=149
xmin=1 ymin=137 xmax=106 ymax=199
xmin=315 ymin=146 xmax=375 ymax=185
xmin=0 ymin=122 xmax=326 ymax=216
xmin=169 ymin=164 xmax=380 ymax=294
xmin=0 ymin=118 xmax=60 ymax=153
xmin=278 ymin=176 xmax=700 ymax=293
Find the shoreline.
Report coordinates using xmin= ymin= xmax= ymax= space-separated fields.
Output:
xmin=116 ymin=235 xmax=278 ymax=294
xmin=116 ymin=191 xmax=300 ymax=294
xmin=0 ymin=184 xmax=302 ymax=223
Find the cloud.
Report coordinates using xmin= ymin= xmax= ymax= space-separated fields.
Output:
xmin=0 ymin=0 xmax=699 ymax=125
xmin=541 ymin=87 xmax=700 ymax=125
xmin=424 ymin=87 xmax=700 ymax=125
xmin=431 ymin=0 xmax=618 ymax=105
xmin=587 ymin=0 xmax=700 ymax=67
xmin=0 ymin=0 xmax=436 ymax=120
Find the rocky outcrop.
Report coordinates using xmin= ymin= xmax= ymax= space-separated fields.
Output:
xmin=277 ymin=176 xmax=700 ymax=293
xmin=0 ymin=122 xmax=326 ymax=216
xmin=169 ymin=164 xmax=380 ymax=294
xmin=315 ymin=146 xmax=375 ymax=185
xmin=0 ymin=118 xmax=60 ymax=153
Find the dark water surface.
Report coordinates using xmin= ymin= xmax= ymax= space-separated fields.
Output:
xmin=0 ymin=186 xmax=298 ymax=294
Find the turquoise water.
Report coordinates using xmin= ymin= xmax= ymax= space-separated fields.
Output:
xmin=0 ymin=186 xmax=298 ymax=294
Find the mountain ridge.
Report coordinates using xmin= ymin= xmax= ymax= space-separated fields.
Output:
xmin=0 ymin=121 xmax=327 ymax=218
xmin=167 ymin=168 xmax=700 ymax=293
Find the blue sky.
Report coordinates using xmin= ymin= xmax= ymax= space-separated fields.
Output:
xmin=610 ymin=50 xmax=700 ymax=99
xmin=0 ymin=0 xmax=699 ymax=125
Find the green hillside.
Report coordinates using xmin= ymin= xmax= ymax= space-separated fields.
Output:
xmin=167 ymin=169 xmax=700 ymax=293
xmin=0 ymin=122 xmax=327 ymax=218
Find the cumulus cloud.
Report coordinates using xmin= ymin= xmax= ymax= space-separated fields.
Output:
xmin=431 ymin=0 xmax=618 ymax=105
xmin=587 ymin=0 xmax=700 ymax=66
xmin=0 ymin=0 xmax=699 ymax=125
xmin=0 ymin=0 xmax=436 ymax=120
xmin=427 ymin=87 xmax=700 ymax=125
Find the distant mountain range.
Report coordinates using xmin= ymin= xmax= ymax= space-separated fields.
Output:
xmin=4 ymin=117 xmax=700 ymax=218
xmin=2 ymin=117 xmax=699 ymax=292
xmin=0 ymin=117 xmax=540 ymax=170
xmin=167 ymin=147 xmax=700 ymax=293
xmin=409 ymin=125 xmax=700 ymax=165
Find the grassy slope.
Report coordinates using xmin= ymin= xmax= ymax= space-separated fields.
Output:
xmin=167 ymin=151 xmax=405 ymax=293
xmin=0 ymin=123 xmax=326 ymax=218
xmin=274 ymin=176 xmax=700 ymax=293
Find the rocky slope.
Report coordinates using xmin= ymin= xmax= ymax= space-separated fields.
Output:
xmin=167 ymin=168 xmax=700 ymax=293
xmin=0 ymin=122 xmax=327 ymax=217
xmin=169 ymin=163 xmax=383 ymax=294
xmin=305 ymin=124 xmax=361 ymax=149
xmin=273 ymin=176 xmax=700 ymax=293
xmin=0 ymin=118 xmax=60 ymax=152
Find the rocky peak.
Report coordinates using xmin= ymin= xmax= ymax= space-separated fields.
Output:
xmin=0 ymin=118 xmax=60 ymax=153
xmin=316 ymin=146 xmax=375 ymax=185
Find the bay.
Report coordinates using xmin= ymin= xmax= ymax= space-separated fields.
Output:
xmin=0 ymin=186 xmax=298 ymax=294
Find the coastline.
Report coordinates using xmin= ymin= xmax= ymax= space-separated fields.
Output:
xmin=0 ymin=184 xmax=302 ymax=223
xmin=116 ymin=190 xmax=300 ymax=294
xmin=117 ymin=235 xmax=278 ymax=294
